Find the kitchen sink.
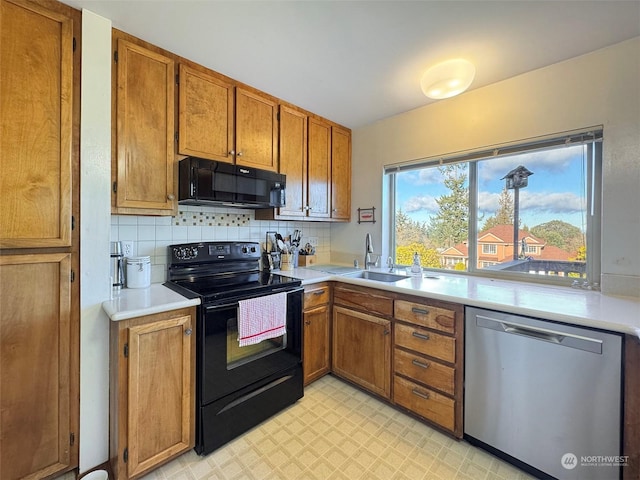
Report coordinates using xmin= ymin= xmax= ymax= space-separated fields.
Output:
xmin=343 ymin=270 xmax=407 ymax=282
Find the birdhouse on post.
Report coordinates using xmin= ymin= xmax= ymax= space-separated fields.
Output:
xmin=501 ymin=165 xmax=534 ymax=190
xmin=501 ymin=165 xmax=534 ymax=260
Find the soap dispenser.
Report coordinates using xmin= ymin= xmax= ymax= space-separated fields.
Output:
xmin=410 ymin=251 xmax=422 ymax=275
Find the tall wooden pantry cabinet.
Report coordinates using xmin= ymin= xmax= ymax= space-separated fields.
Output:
xmin=0 ymin=0 xmax=81 ymax=479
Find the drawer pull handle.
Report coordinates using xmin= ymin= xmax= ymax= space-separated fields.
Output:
xmin=412 ymin=307 xmax=429 ymax=315
xmin=412 ymin=331 xmax=430 ymax=341
xmin=412 ymin=359 xmax=430 ymax=369
xmin=313 ymin=291 xmax=325 ymax=296
xmin=412 ymin=389 xmax=430 ymax=400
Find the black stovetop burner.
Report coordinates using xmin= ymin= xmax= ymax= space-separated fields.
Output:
xmin=164 ymin=241 xmax=301 ymax=302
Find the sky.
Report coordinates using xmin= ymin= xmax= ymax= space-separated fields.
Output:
xmin=395 ymin=144 xmax=589 ymax=232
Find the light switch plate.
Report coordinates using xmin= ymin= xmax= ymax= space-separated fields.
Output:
xmin=307 ymin=236 xmax=318 ymax=247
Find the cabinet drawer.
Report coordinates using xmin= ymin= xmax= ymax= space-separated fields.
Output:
xmin=334 ymin=286 xmax=393 ymax=317
xmin=394 ymin=323 xmax=455 ymax=363
xmin=304 ymin=285 xmax=330 ymax=309
xmin=394 ymin=376 xmax=455 ymax=432
xmin=395 ymin=300 xmax=455 ymax=334
xmin=394 ymin=348 xmax=454 ymax=396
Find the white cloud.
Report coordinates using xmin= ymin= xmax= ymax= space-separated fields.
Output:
xmin=478 ymin=190 xmax=585 ymax=215
xmin=520 ymin=191 xmax=585 ymax=213
xmin=478 ymin=145 xmax=583 ymax=184
xmin=403 ymin=195 xmax=439 ymax=213
xmin=399 ymin=168 xmax=442 ymax=186
xmin=478 ymin=191 xmax=501 ymax=212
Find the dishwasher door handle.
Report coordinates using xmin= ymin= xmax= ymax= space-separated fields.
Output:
xmin=476 ymin=315 xmax=603 ymax=354
xmin=502 ymin=324 xmax=565 ymax=344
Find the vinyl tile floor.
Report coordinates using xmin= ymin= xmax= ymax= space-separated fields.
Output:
xmin=137 ymin=375 xmax=537 ymax=480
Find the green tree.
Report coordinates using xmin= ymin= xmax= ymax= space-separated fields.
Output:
xmin=481 ymin=187 xmax=515 ymax=231
xmin=395 ymin=209 xmax=431 ymax=247
xmin=396 ymin=243 xmax=441 ymax=268
xmin=531 ymin=220 xmax=584 ymax=252
xmin=428 ymin=164 xmax=468 ymax=248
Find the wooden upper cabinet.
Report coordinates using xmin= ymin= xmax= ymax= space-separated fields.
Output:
xmin=277 ymin=105 xmax=308 ymax=217
xmin=307 ymin=117 xmax=332 ymax=218
xmin=235 ymin=87 xmax=278 ymax=171
xmin=113 ymin=35 xmax=175 ymax=214
xmin=1 ymin=253 xmax=72 ymax=480
xmin=0 ymin=0 xmax=74 ymax=248
xmin=331 ymin=126 xmax=351 ymax=221
xmin=178 ymin=64 xmax=234 ymax=163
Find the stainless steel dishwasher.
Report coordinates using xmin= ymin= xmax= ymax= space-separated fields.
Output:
xmin=465 ymin=307 xmax=622 ymax=480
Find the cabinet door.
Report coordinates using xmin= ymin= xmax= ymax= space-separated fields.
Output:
xmin=331 ymin=126 xmax=351 ymax=220
xmin=332 ymin=306 xmax=391 ymax=398
xmin=307 ymin=117 xmax=331 ymax=218
xmin=114 ymin=37 xmax=175 ymax=213
xmin=303 ymin=305 xmax=330 ymax=385
xmin=1 ymin=253 xmax=72 ymax=480
xmin=126 ymin=315 xmax=193 ymax=478
xmin=178 ymin=64 xmax=234 ymax=163
xmin=235 ymin=87 xmax=278 ymax=171
xmin=1 ymin=0 xmax=73 ymax=248
xmin=278 ymin=106 xmax=307 ymax=217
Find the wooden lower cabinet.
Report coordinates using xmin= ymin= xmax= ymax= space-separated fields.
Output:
xmin=303 ymin=284 xmax=331 ymax=385
xmin=393 ymin=296 xmax=464 ymax=438
xmin=394 ymin=376 xmax=455 ymax=432
xmin=110 ymin=307 xmax=196 ymax=480
xmin=332 ymin=305 xmax=391 ymax=399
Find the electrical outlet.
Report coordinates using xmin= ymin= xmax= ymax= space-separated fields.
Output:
xmin=307 ymin=236 xmax=318 ymax=247
xmin=121 ymin=240 xmax=135 ymax=257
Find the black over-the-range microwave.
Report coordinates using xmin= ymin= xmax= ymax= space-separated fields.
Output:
xmin=178 ymin=157 xmax=286 ymax=209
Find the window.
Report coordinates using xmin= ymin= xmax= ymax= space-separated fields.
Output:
xmin=386 ymin=130 xmax=602 ymax=285
xmin=482 ymin=244 xmax=497 ymax=255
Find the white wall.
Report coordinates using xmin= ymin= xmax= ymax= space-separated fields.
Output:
xmin=332 ymin=37 xmax=640 ymax=298
xmin=79 ymin=10 xmax=112 ymax=473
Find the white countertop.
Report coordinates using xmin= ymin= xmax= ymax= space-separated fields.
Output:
xmin=102 ymin=283 xmax=200 ymax=321
xmin=279 ymin=266 xmax=640 ymax=339
xmin=101 ymin=268 xmax=640 ymax=338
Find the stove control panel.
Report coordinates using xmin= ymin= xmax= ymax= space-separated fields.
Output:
xmin=241 ymin=245 xmax=258 ymax=254
xmin=169 ymin=241 xmax=261 ymax=264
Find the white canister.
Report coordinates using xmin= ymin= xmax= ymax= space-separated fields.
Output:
xmin=126 ymin=256 xmax=151 ymax=288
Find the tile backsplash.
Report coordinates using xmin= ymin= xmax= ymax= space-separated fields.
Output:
xmin=111 ymin=205 xmax=331 ymax=284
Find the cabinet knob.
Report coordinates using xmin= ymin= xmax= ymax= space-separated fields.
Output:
xmin=383 ymin=329 xmax=390 ymax=336
xmin=237 ymin=151 xmax=244 ymax=157
xmin=185 ymin=328 xmax=192 ymax=336
xmin=304 ymin=321 xmax=311 ymax=326
xmin=229 ymin=150 xmax=235 ymax=156
xmin=167 ymin=194 xmax=175 ymax=201
xmin=332 ymin=208 xmax=338 ymax=212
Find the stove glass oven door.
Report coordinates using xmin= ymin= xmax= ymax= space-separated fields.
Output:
xmin=199 ymin=288 xmax=303 ymax=405
xmin=227 ymin=318 xmax=285 ymax=369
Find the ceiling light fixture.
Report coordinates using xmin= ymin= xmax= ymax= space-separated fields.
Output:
xmin=420 ymin=59 xmax=476 ymax=100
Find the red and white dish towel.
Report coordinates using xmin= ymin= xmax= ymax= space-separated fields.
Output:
xmin=238 ymin=292 xmax=288 ymax=347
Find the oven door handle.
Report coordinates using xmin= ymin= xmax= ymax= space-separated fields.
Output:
xmin=203 ymin=286 xmax=304 ymax=312
xmin=271 ymin=286 xmax=304 ymax=295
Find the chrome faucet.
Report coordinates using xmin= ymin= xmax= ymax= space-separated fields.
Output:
xmin=364 ymin=233 xmax=375 ymax=270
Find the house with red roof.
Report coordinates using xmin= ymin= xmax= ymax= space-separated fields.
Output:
xmin=439 ymin=225 xmax=574 ymax=270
